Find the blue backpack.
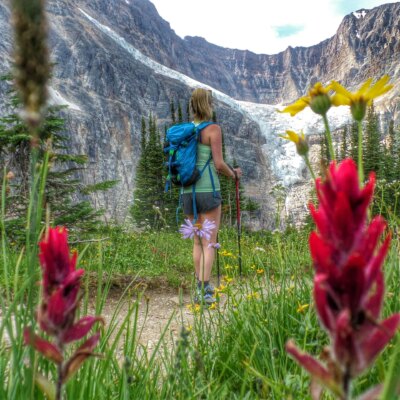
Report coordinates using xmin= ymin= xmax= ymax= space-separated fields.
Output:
xmin=164 ymin=121 xmax=214 ymax=220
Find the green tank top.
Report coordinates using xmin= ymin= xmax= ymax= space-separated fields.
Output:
xmin=182 ymin=135 xmax=221 ymax=194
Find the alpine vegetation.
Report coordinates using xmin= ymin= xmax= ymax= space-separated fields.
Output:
xmin=281 ymin=76 xmax=400 ymax=399
xmin=0 ymin=0 xmax=399 ymax=399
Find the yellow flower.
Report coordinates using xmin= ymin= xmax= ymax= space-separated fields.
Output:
xmin=216 ymin=284 xmax=226 ymax=292
xmin=209 ymin=303 xmax=217 ymax=310
xmin=278 ymin=82 xmax=332 ymax=116
xmin=279 ymin=130 xmax=309 ymax=156
xmin=296 ymin=303 xmax=309 ymax=313
xmin=224 ymin=264 xmax=233 ymax=270
xmin=331 ymin=75 xmax=393 ymax=121
xmin=256 ymin=268 xmax=264 ymax=275
xmin=246 ymin=292 xmax=260 ymax=300
xmin=250 ymin=264 xmax=256 ymax=270
xmin=186 ymin=304 xmax=201 ymax=313
xmin=220 ymin=250 xmax=234 ymax=257
xmin=224 ymin=276 xmax=233 ymax=284
xmin=287 ymin=285 xmax=295 ymax=294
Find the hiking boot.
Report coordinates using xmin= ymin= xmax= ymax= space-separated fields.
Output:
xmin=196 ymin=281 xmax=215 ymax=295
xmin=194 ymin=287 xmax=216 ymax=305
xmin=204 ymin=283 xmax=215 ymax=295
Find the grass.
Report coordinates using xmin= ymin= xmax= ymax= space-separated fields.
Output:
xmin=1 ymin=222 xmax=399 ymax=399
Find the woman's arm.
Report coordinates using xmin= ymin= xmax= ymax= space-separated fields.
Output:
xmin=207 ymin=125 xmax=242 ymax=179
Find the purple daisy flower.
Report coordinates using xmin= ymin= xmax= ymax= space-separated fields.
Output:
xmin=179 ymin=219 xmax=197 ymax=239
xmin=179 ymin=219 xmax=216 ymax=241
xmin=197 ymin=219 xmax=216 ymax=241
xmin=208 ymin=242 xmax=221 ymax=249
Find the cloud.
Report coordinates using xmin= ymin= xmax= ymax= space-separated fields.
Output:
xmin=150 ymin=0 xmax=389 ymax=54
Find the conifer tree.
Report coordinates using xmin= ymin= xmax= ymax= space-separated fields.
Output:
xmin=364 ymin=104 xmax=382 ymax=177
xmin=319 ymin=133 xmax=328 ymax=177
xmin=131 ymin=117 xmax=153 ymax=227
xmin=381 ymin=119 xmax=394 ymax=181
xmin=185 ymin=101 xmax=190 ymax=122
xmin=0 ymin=76 xmax=114 ymax=241
xmin=349 ymin=121 xmax=359 ymax=163
xmin=339 ymin=125 xmax=348 ymax=161
xmin=177 ymin=102 xmax=183 ymax=123
xmin=170 ymin=100 xmax=176 ymax=124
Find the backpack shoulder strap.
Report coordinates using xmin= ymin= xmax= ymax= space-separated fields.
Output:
xmin=196 ymin=121 xmax=216 ymax=143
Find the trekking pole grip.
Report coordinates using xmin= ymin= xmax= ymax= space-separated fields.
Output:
xmin=228 ymin=164 xmax=238 ymax=180
xmin=233 ymin=164 xmax=240 ymax=180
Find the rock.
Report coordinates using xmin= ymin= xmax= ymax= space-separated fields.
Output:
xmin=0 ymin=0 xmax=398 ymax=228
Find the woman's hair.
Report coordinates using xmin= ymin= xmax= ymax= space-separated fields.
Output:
xmin=190 ymin=88 xmax=213 ymax=121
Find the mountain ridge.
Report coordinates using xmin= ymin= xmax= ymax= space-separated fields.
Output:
xmin=0 ymin=0 xmax=399 ymax=228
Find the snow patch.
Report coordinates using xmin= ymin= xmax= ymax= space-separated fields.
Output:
xmin=48 ymin=87 xmax=81 ymax=111
xmin=79 ymin=8 xmax=352 ymax=188
xmin=353 ymin=10 xmax=367 ymax=19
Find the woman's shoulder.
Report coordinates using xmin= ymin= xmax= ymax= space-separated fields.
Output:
xmin=203 ymin=122 xmax=221 ymax=133
xmin=201 ymin=123 xmax=221 ymax=145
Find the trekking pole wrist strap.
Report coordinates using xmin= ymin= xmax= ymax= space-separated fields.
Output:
xmin=227 ymin=164 xmax=237 ymax=180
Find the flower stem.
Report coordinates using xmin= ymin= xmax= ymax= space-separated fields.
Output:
xmin=342 ymin=365 xmax=351 ymax=400
xmin=56 ymin=342 xmax=64 ymax=400
xmin=322 ymin=113 xmax=336 ymax=162
xmin=357 ymin=120 xmax=364 ymax=184
xmin=56 ymin=363 xmax=63 ymax=400
xmin=304 ymin=156 xmax=316 ymax=180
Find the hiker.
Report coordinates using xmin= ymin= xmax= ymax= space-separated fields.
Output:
xmin=183 ymin=88 xmax=242 ymax=304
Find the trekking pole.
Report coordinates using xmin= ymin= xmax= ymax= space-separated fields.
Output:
xmin=216 ymin=232 xmax=220 ymax=287
xmin=234 ymin=171 xmax=242 ymax=277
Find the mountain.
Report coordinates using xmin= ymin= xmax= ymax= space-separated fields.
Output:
xmin=0 ymin=0 xmax=399 ymax=228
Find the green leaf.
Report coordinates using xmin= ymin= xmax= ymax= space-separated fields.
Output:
xmin=35 ymin=374 xmax=56 ymax=400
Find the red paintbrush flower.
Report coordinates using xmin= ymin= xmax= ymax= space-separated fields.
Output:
xmin=25 ymin=227 xmax=103 ymax=398
xmin=286 ymin=159 xmax=400 ymax=399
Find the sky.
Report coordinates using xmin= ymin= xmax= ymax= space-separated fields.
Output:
xmin=149 ymin=0 xmax=392 ymax=54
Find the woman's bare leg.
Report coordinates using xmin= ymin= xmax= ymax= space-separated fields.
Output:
xmin=197 ymin=205 xmax=221 ymax=283
xmin=186 ymin=214 xmax=202 ymax=280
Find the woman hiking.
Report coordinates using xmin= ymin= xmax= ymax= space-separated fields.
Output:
xmin=182 ymin=88 xmax=242 ymax=304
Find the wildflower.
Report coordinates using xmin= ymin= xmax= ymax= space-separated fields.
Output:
xmin=179 ymin=219 xmax=197 ymax=239
xmin=254 ymin=247 xmax=265 ymax=252
xmin=25 ymin=227 xmax=103 ymax=397
xmin=279 ymin=130 xmax=309 ymax=156
xmin=250 ymin=264 xmax=256 ymax=270
xmin=224 ymin=276 xmax=233 ymax=284
xmin=224 ymin=264 xmax=233 ymax=270
xmin=216 ymin=284 xmax=226 ymax=293
xmin=186 ymin=304 xmax=201 ymax=313
xmin=256 ymin=268 xmax=264 ymax=274
xmin=197 ymin=219 xmax=216 ymax=240
xmin=208 ymin=242 xmax=221 ymax=249
xmin=278 ymin=82 xmax=332 ymax=117
xmin=6 ymin=171 xmax=15 ymax=180
xmin=296 ymin=303 xmax=309 ymax=313
xmin=179 ymin=219 xmax=216 ymax=241
xmin=331 ymin=75 xmax=393 ymax=121
xmin=246 ymin=292 xmax=260 ymax=300
xmin=286 ymin=159 xmax=400 ymax=398
xmin=209 ymin=303 xmax=217 ymax=310
xmin=11 ymin=0 xmax=50 ymax=129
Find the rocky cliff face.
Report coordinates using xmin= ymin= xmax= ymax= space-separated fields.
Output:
xmin=78 ymin=0 xmax=400 ymax=104
xmin=0 ymin=0 xmax=399 ymax=228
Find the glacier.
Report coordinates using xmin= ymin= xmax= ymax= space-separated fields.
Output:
xmin=79 ymin=8 xmax=352 ymax=188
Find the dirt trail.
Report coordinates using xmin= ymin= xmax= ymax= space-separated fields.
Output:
xmin=1 ymin=283 xmax=227 ymax=356
xmin=99 ymin=287 xmax=195 ymax=351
